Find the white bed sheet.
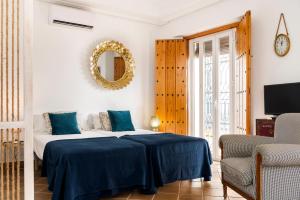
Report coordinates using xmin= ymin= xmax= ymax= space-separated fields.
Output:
xmin=94 ymin=129 xmax=156 ymax=138
xmin=34 ymin=129 xmax=156 ymax=160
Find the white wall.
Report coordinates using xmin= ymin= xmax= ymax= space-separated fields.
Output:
xmin=34 ymin=0 xmax=300 ymax=133
xmin=156 ymin=0 xmax=300 ymax=133
xmin=33 ymin=0 xmax=156 ymax=128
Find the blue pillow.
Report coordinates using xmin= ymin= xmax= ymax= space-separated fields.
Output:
xmin=107 ymin=110 xmax=135 ymax=132
xmin=48 ymin=112 xmax=81 ymax=135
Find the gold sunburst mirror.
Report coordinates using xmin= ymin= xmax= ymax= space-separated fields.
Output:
xmin=90 ymin=40 xmax=135 ymax=90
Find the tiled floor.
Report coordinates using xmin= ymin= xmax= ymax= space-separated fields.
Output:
xmin=34 ymin=162 xmax=246 ymax=200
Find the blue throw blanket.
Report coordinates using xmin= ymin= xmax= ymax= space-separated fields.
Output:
xmin=42 ymin=137 xmax=150 ymax=200
xmin=120 ymin=133 xmax=212 ymax=189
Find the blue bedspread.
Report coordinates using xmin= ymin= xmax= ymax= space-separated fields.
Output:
xmin=42 ymin=137 xmax=149 ymax=200
xmin=120 ymin=133 xmax=212 ymax=189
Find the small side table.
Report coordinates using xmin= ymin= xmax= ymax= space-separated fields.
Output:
xmin=256 ymin=119 xmax=275 ymax=137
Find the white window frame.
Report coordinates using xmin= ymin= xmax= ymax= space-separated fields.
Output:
xmin=188 ymin=29 xmax=236 ymax=160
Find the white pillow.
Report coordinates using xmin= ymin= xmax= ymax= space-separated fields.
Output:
xmin=33 ymin=114 xmax=49 ymax=133
xmin=92 ymin=114 xmax=102 ymax=129
xmin=77 ymin=113 xmax=90 ymax=131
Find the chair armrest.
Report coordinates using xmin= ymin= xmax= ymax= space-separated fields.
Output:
xmin=255 ymin=144 xmax=300 ymax=167
xmin=219 ymin=135 xmax=274 ymax=159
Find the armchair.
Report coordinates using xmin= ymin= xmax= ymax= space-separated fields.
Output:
xmin=219 ymin=113 xmax=300 ymax=200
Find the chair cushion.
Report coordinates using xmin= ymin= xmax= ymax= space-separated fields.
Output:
xmin=221 ymin=157 xmax=253 ymax=186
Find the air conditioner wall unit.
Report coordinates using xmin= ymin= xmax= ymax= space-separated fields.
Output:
xmin=49 ymin=5 xmax=95 ymax=29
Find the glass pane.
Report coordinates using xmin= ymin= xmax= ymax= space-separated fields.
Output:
xmin=203 ymin=40 xmax=214 ymax=155
xmin=218 ymin=36 xmax=231 ymax=135
xmin=218 ymin=36 xmax=230 ymax=135
xmin=193 ymin=42 xmax=200 ymax=137
xmin=217 ymin=36 xmax=230 ymax=157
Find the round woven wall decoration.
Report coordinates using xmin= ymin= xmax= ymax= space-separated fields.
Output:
xmin=90 ymin=40 xmax=135 ymax=90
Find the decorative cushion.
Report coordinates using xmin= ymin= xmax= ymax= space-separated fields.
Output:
xmin=92 ymin=114 xmax=102 ymax=129
xmin=48 ymin=112 xmax=81 ymax=135
xmin=77 ymin=113 xmax=90 ymax=131
xmin=43 ymin=112 xmax=53 ymax=133
xmin=99 ymin=112 xmax=112 ymax=131
xmin=107 ymin=110 xmax=135 ymax=132
xmin=43 ymin=112 xmax=85 ymax=132
xmin=34 ymin=114 xmax=49 ymax=133
xmin=221 ymin=157 xmax=253 ymax=186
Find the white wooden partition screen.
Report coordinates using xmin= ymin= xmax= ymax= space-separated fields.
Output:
xmin=0 ymin=0 xmax=33 ymax=199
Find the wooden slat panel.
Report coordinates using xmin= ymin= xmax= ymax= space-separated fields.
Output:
xmin=0 ymin=0 xmax=23 ymax=198
xmin=0 ymin=128 xmax=23 ymax=200
xmin=165 ymin=40 xmax=176 ymax=132
xmin=155 ymin=40 xmax=166 ymax=132
xmin=175 ymin=40 xmax=187 ymax=135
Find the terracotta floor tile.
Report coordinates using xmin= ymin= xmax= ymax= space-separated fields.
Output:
xmin=179 ymin=194 xmax=204 ymax=200
xmin=158 ymin=182 xmax=180 ymax=194
xmin=34 ymin=177 xmax=48 ymax=185
xmin=154 ymin=192 xmax=178 ymax=200
xmin=204 ymin=196 xmax=224 ymax=200
xmin=203 ymin=188 xmax=224 ymax=197
xmin=202 ymin=183 xmax=223 ymax=189
xmin=101 ymin=198 xmax=127 ymax=200
xmin=180 ymin=180 xmax=202 ymax=188
xmin=179 ymin=186 xmax=203 ymax=196
xmin=129 ymin=191 xmax=154 ymax=200
xmin=35 ymin=184 xmax=49 ymax=193
xmin=228 ymin=189 xmax=243 ymax=198
xmin=209 ymin=176 xmax=221 ymax=182
xmin=35 ymin=192 xmax=52 ymax=200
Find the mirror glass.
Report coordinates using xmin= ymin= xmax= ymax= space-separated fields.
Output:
xmin=97 ymin=51 xmax=126 ymax=81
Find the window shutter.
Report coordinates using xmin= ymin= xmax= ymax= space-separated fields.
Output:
xmin=155 ymin=39 xmax=188 ymax=135
xmin=235 ymin=11 xmax=251 ymax=135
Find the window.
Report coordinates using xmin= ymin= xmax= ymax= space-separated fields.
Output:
xmin=189 ymin=30 xmax=235 ymax=159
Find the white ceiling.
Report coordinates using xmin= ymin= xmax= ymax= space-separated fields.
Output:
xmin=42 ymin=0 xmax=223 ymax=25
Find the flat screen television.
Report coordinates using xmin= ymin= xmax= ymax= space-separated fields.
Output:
xmin=264 ymin=82 xmax=300 ymax=115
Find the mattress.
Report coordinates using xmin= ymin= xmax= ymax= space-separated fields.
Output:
xmin=34 ymin=129 xmax=156 ymax=160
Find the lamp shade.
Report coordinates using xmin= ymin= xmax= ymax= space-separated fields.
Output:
xmin=150 ymin=116 xmax=160 ymax=130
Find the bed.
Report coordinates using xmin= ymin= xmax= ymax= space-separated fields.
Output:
xmin=120 ymin=133 xmax=212 ymax=189
xmin=34 ymin=128 xmax=212 ymax=199
xmin=36 ymin=132 xmax=151 ymax=200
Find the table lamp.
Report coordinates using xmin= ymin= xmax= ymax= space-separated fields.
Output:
xmin=150 ymin=116 xmax=160 ymax=131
